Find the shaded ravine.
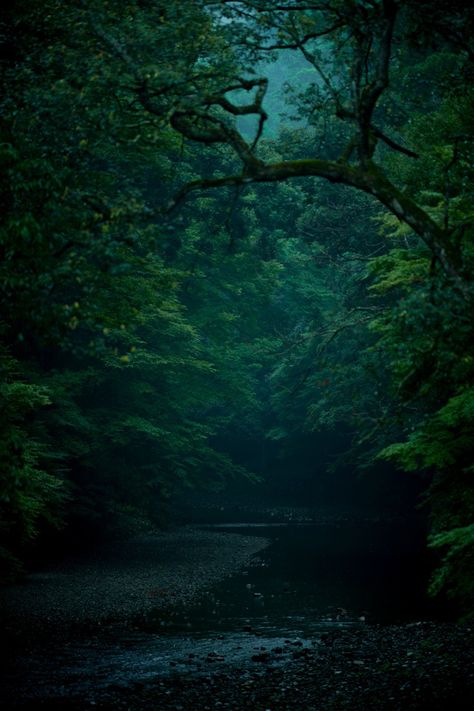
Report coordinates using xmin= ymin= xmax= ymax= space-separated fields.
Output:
xmin=1 ymin=519 xmax=446 ymax=707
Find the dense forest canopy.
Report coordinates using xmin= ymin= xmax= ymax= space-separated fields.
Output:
xmin=1 ymin=0 xmax=473 ymax=615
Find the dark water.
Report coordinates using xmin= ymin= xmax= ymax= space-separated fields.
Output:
xmin=6 ymin=520 xmax=441 ymax=704
xmin=145 ymin=520 xmax=436 ymax=639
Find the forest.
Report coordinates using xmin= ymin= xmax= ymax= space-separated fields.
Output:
xmin=1 ymin=0 xmax=474 ymax=674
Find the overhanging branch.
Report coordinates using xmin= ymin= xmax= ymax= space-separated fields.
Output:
xmin=166 ymin=156 xmax=469 ymax=298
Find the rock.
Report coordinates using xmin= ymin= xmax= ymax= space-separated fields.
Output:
xmin=251 ymin=652 xmax=271 ymax=663
xmin=207 ymin=652 xmax=221 ymax=662
xmin=321 ymin=633 xmax=334 ymax=646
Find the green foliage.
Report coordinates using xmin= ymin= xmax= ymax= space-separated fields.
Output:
xmin=429 ymin=525 xmax=474 ymax=616
xmin=368 ymin=249 xmax=429 ymax=293
xmin=0 ymin=349 xmax=65 ymax=578
xmin=241 ymin=17 xmax=474 ymax=614
xmin=0 ymin=0 xmax=265 ymax=571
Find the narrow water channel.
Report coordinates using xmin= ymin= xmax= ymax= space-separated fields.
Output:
xmin=6 ymin=520 xmax=440 ymax=705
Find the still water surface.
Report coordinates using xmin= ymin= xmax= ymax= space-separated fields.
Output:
xmin=151 ymin=520 xmax=437 ymax=636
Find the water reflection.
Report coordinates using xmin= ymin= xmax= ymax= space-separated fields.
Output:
xmin=144 ymin=520 xmax=436 ymax=639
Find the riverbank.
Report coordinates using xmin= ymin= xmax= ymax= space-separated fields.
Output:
xmin=2 ymin=522 xmax=473 ymax=710
xmin=0 ymin=525 xmax=270 ymax=645
xmin=4 ymin=622 xmax=474 ymax=710
xmin=74 ymin=622 xmax=474 ymax=710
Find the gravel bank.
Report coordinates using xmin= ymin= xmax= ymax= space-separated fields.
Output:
xmin=114 ymin=621 xmax=474 ymax=711
xmin=0 ymin=526 xmax=269 ymax=641
xmin=5 ymin=623 xmax=474 ymax=710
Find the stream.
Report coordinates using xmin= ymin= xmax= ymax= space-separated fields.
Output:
xmin=4 ymin=520 xmax=441 ymax=706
